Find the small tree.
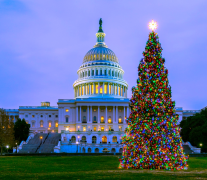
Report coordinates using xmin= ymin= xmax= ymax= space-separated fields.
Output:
xmin=0 ymin=109 xmax=15 ymax=155
xmin=14 ymin=118 xmax=30 ymax=144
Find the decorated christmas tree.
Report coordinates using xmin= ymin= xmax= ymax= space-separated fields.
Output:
xmin=119 ymin=21 xmax=188 ymax=170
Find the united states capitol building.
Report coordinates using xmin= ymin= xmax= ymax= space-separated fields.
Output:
xmin=6 ymin=20 xmax=201 ymax=153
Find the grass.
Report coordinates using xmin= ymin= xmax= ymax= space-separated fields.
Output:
xmin=0 ymin=156 xmax=207 ymax=179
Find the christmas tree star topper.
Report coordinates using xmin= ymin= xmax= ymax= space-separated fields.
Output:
xmin=149 ymin=20 xmax=157 ymax=31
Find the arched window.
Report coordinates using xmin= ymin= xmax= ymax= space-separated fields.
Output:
xmin=101 ymin=116 xmax=104 ymax=123
xmin=106 ymin=55 xmax=108 ymax=60
xmin=83 ymin=72 xmax=84 ymax=77
xmin=66 ymin=117 xmax=69 ymax=123
xmin=108 ymin=70 xmax=110 ymax=76
xmin=108 ymin=116 xmax=112 ymax=123
xmin=85 ymin=71 xmax=87 ymax=77
xmin=93 ymin=116 xmax=97 ymax=123
xmin=96 ymin=69 xmax=98 ymax=75
xmin=88 ymin=148 xmax=91 ymax=153
xmin=71 ymin=136 xmax=76 ymax=143
xmin=40 ymin=120 xmax=43 ymax=127
xmin=82 ymin=136 xmax=86 ymax=142
xmin=118 ymin=72 xmax=119 ymax=77
xmin=112 ymin=136 xmax=117 ymax=143
xmin=94 ymin=55 xmax=96 ymax=60
xmin=48 ymin=121 xmax=52 ymax=128
xmin=82 ymin=116 xmax=86 ymax=123
xmin=119 ymin=148 xmax=123 ymax=153
xmin=92 ymin=70 xmax=94 ymax=76
xmin=95 ymin=148 xmax=99 ymax=153
xmin=104 ymin=69 xmax=107 ymax=75
xmin=88 ymin=70 xmax=90 ymax=76
xmin=100 ymin=69 xmax=102 ymax=75
xmin=92 ymin=136 xmax=97 ymax=144
xmin=112 ymin=71 xmax=114 ymax=76
xmin=102 ymin=136 xmax=107 ymax=144
xmin=55 ymin=121 xmax=58 ymax=128
xmin=111 ymin=148 xmax=116 ymax=153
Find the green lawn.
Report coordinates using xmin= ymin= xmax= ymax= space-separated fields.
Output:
xmin=0 ymin=156 xmax=207 ymax=180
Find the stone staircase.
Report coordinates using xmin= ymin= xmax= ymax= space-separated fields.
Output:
xmin=183 ymin=144 xmax=194 ymax=154
xmin=18 ymin=133 xmax=48 ymax=153
xmin=36 ymin=133 xmax=61 ymax=153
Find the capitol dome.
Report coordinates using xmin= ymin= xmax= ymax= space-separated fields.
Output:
xmin=73 ymin=19 xmax=128 ymax=99
xmin=83 ymin=47 xmax=119 ymax=63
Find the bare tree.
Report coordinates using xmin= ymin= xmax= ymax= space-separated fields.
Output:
xmin=0 ymin=109 xmax=15 ymax=155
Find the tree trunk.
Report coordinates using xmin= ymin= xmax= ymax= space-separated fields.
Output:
xmin=0 ymin=145 xmax=2 ymax=155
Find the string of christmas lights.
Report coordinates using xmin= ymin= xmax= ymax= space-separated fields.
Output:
xmin=119 ymin=25 xmax=188 ymax=170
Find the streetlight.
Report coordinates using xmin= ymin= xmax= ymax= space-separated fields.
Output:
xmin=76 ymin=141 xmax=79 ymax=153
xmin=200 ymin=143 xmax=203 ymax=147
xmin=6 ymin=145 xmax=9 ymax=153
xmin=40 ymin=136 xmax=43 ymax=144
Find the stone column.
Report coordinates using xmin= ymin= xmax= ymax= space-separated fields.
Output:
xmin=105 ymin=106 xmax=107 ymax=123
xmin=127 ymin=106 xmax=129 ymax=117
xmin=107 ymin=83 xmax=109 ymax=95
xmin=81 ymin=84 xmax=82 ymax=96
xmin=87 ymin=106 xmax=89 ymax=123
xmin=116 ymin=106 xmax=118 ymax=122
xmin=86 ymin=84 xmax=88 ymax=95
xmin=103 ymin=82 xmax=105 ymax=94
xmin=98 ymin=82 xmax=100 ymax=95
xmin=80 ymin=106 xmax=82 ymax=122
xmin=126 ymin=88 xmax=127 ymax=98
xmin=76 ymin=106 xmax=78 ymax=122
xmin=113 ymin=106 xmax=115 ymax=123
xmin=123 ymin=106 xmax=125 ymax=123
xmin=89 ymin=84 xmax=91 ymax=95
xmin=90 ymin=106 xmax=92 ymax=122
xmin=112 ymin=83 xmax=114 ymax=95
xmin=117 ymin=84 xmax=119 ymax=96
xmin=98 ymin=106 xmax=100 ymax=123
xmin=93 ymin=82 xmax=95 ymax=95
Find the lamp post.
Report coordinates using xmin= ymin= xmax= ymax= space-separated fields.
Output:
xmin=16 ymin=143 xmax=18 ymax=153
xmin=6 ymin=145 xmax=9 ymax=153
xmin=200 ymin=143 xmax=203 ymax=147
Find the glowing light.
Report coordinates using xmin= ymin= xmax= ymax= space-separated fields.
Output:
xmin=149 ymin=20 xmax=157 ymax=31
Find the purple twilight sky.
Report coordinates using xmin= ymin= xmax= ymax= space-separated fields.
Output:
xmin=0 ymin=0 xmax=206 ymax=110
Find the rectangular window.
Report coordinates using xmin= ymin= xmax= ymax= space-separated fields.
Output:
xmin=40 ymin=115 xmax=43 ymax=117
xmin=93 ymin=127 xmax=96 ymax=131
xmin=101 ymin=116 xmax=104 ymax=123
xmin=92 ymin=70 xmax=94 ymax=76
xmin=55 ymin=115 xmax=58 ymax=118
xmin=101 ymin=127 xmax=104 ymax=131
xmin=91 ymin=84 xmax=94 ymax=94
xmin=83 ymin=127 xmax=86 ymax=132
xmin=48 ymin=122 xmax=51 ymax=127
xmin=104 ymin=84 xmax=107 ymax=94
xmin=32 ymin=115 xmax=35 ymax=118
xmin=100 ymin=69 xmax=102 ymax=75
xmin=66 ymin=117 xmax=68 ymax=123
xmin=55 ymin=122 xmax=58 ymax=127
xmin=119 ymin=126 xmax=122 ymax=131
xmin=32 ymin=122 xmax=35 ymax=127
xmin=25 ymin=115 xmax=28 ymax=118
xmin=96 ymin=70 xmax=98 ymax=75
xmin=49 ymin=115 xmax=51 ymax=118
xmin=95 ymin=84 xmax=98 ymax=94
xmin=83 ymin=109 xmax=86 ymax=112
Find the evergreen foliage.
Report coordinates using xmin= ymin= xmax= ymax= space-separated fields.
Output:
xmin=119 ymin=31 xmax=188 ymax=170
xmin=180 ymin=108 xmax=207 ymax=152
xmin=14 ymin=118 xmax=30 ymax=144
